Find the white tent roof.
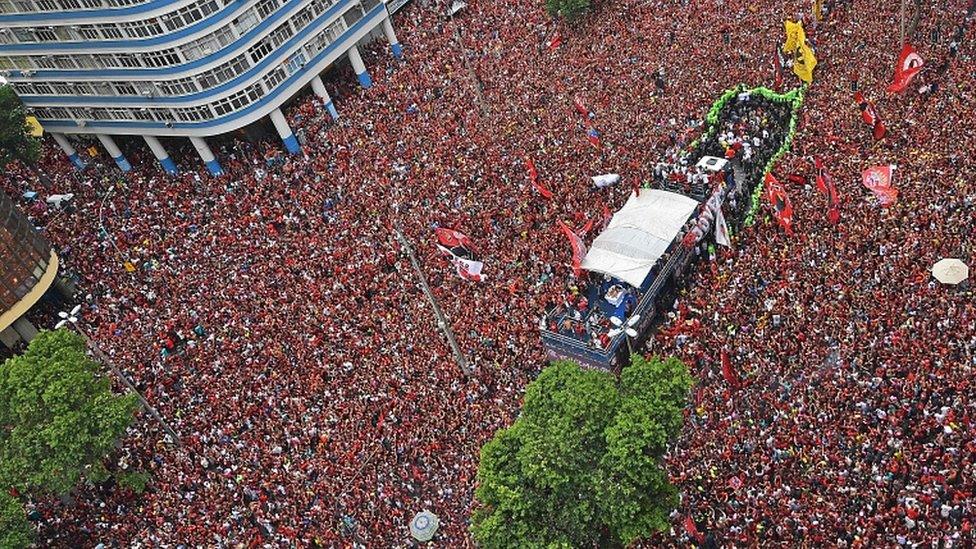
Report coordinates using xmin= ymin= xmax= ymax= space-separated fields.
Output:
xmin=581 ymin=189 xmax=700 ymax=288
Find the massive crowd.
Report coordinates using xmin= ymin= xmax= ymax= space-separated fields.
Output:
xmin=1 ymin=0 xmax=974 ymax=545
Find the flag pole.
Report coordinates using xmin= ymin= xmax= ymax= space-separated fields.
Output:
xmin=900 ymin=0 xmax=906 ymax=45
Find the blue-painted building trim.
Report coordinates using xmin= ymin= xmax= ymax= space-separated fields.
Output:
xmin=0 ymin=0 xmax=169 ymax=24
xmin=159 ymin=156 xmax=179 ymax=174
xmin=67 ymin=152 xmax=86 ymax=170
xmin=20 ymin=1 xmax=359 ymax=106
xmin=356 ymin=70 xmax=372 ymax=88
xmin=113 ymin=154 xmax=132 ymax=172
xmin=35 ymin=4 xmax=385 ymax=133
xmin=8 ymin=0 xmax=332 ymax=79
xmin=0 ymin=0 xmax=250 ymax=54
xmin=325 ymin=100 xmax=338 ymax=119
xmin=282 ymin=133 xmax=300 ymax=153
xmin=205 ymin=158 xmax=223 ymax=175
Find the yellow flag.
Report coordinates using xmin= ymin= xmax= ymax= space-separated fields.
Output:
xmin=793 ymin=43 xmax=818 ymax=83
xmin=25 ymin=116 xmax=44 ymax=137
xmin=813 ymin=0 xmax=823 ymax=21
xmin=87 ymin=146 xmax=99 ymax=157
xmin=123 ymin=261 xmax=137 ymax=272
xmin=783 ymin=20 xmax=806 ymax=54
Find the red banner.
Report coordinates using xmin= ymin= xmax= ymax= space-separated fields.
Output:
xmin=524 ymin=156 xmax=553 ymax=199
xmin=556 ymin=220 xmax=587 ymax=277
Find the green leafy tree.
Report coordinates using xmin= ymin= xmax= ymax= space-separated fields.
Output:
xmin=0 ymin=329 xmax=138 ymax=497
xmin=0 ymin=491 xmax=32 ymax=549
xmin=117 ymin=470 xmax=151 ymax=494
xmin=0 ymin=85 xmax=48 ymax=185
xmin=472 ymin=356 xmax=694 ymax=548
xmin=545 ymin=0 xmax=592 ymax=21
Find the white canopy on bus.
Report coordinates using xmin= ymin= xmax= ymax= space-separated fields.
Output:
xmin=581 ymin=189 xmax=699 ymax=288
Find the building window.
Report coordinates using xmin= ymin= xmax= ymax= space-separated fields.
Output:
xmin=255 ymin=0 xmax=277 ymax=18
xmin=99 ymin=26 xmax=124 ymax=39
xmin=264 ymin=64 xmax=286 ymax=89
xmin=286 ymin=52 xmax=306 ymax=74
xmin=144 ymin=48 xmax=181 ymax=67
xmin=234 ymin=8 xmax=260 ymax=33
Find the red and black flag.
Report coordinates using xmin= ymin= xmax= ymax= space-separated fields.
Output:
xmin=854 ymin=91 xmax=887 ymax=140
xmin=766 ymin=173 xmax=794 ymax=236
xmin=721 ymin=348 xmax=740 ymax=389
xmin=814 ymin=157 xmax=831 ymax=196
xmin=435 ymin=227 xmax=475 ymax=259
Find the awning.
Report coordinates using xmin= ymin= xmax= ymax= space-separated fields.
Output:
xmin=581 ymin=189 xmax=699 ymax=287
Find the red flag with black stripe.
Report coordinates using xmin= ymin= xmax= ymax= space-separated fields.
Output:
xmin=765 ymin=173 xmax=794 ymax=236
xmin=854 ymin=91 xmax=887 ymax=140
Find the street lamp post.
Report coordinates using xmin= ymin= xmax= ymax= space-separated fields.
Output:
xmin=609 ymin=314 xmax=641 ymax=360
xmin=57 ymin=306 xmax=181 ymax=445
xmin=394 ymin=230 xmax=472 ymax=376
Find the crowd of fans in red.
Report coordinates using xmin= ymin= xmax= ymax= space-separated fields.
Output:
xmin=2 ymin=0 xmax=975 ymax=545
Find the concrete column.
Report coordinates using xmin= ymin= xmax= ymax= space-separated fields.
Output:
xmin=143 ymin=136 xmax=178 ymax=175
xmin=311 ymin=75 xmax=339 ymax=120
xmin=95 ymin=134 xmax=131 ymax=172
xmin=347 ymin=45 xmax=372 ymax=89
xmin=12 ymin=317 xmax=38 ymax=342
xmin=189 ymin=136 xmax=223 ymax=176
xmin=51 ymin=133 xmax=85 ymax=170
xmin=0 ymin=326 xmax=21 ymax=349
xmin=269 ymin=108 xmax=300 ymax=154
xmin=382 ymin=17 xmax=403 ymax=59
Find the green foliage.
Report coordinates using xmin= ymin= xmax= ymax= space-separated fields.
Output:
xmin=0 ymin=85 xmax=41 ymax=171
xmin=0 ymin=329 xmax=138 ymax=497
xmin=545 ymin=0 xmax=592 ymax=22
xmin=116 ymin=470 xmax=151 ymax=494
xmin=0 ymin=491 xmax=32 ymax=549
xmin=472 ymin=356 xmax=694 ymax=548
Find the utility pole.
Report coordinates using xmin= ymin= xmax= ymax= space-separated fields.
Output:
xmin=448 ymin=10 xmax=487 ymax=114
xmin=395 ymin=230 xmax=473 ymax=377
xmin=76 ymin=324 xmax=182 ymax=445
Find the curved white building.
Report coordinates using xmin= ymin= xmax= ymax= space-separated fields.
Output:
xmin=0 ymin=0 xmax=403 ymax=174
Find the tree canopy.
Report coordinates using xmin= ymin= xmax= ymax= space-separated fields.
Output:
xmin=0 ymin=490 xmax=32 ymax=549
xmin=0 ymin=329 xmax=138 ymax=497
xmin=471 ymin=356 xmax=694 ymax=548
xmin=545 ymin=0 xmax=592 ymax=22
xmin=0 ymin=85 xmax=41 ymax=173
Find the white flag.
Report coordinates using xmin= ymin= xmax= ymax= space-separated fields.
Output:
xmin=714 ymin=205 xmax=731 ymax=247
xmin=454 ymin=257 xmax=486 ymax=282
xmin=591 ymin=173 xmax=621 ymax=188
